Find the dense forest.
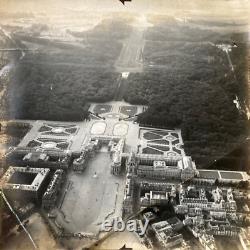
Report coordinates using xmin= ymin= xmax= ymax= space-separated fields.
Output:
xmin=9 ymin=63 xmax=119 ymax=121
xmin=124 ymin=20 xmax=249 ymax=168
xmin=7 ymin=19 xmax=131 ymax=121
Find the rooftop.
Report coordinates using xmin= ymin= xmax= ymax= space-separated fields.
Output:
xmin=0 ymin=166 xmax=50 ymax=191
xmin=198 ymin=169 xmax=249 ymax=181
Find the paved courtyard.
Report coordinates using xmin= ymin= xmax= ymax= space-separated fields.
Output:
xmin=56 ymin=147 xmax=126 ymax=235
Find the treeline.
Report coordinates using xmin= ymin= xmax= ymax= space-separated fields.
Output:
xmin=124 ymin=21 xmax=248 ymax=168
xmin=68 ymin=18 xmax=131 ymax=40
xmin=5 ymin=121 xmax=32 ymax=147
xmin=125 ymin=70 xmax=248 ymax=167
xmin=6 ymin=18 xmax=131 ymax=121
xmin=9 ymin=63 xmax=118 ymax=121
xmin=14 ymin=18 xmax=132 ymax=68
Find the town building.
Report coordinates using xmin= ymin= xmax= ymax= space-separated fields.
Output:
xmin=177 ymin=185 xmax=237 ymax=213
xmin=110 ymin=139 xmax=125 ymax=175
xmin=151 ymin=220 xmax=183 ymax=248
xmin=197 ymin=169 xmax=250 ymax=185
xmin=0 ymin=166 xmax=50 ymax=203
xmin=123 ymin=173 xmax=136 ymax=215
xmin=143 ymin=211 xmax=157 ymax=223
xmin=133 ymin=155 xmax=198 ymax=181
xmin=239 ymin=227 xmax=250 ymax=250
xmin=199 ymin=233 xmax=217 ymax=250
xmin=2 ymin=118 xmax=250 ymax=250
xmin=7 ymin=147 xmax=71 ymax=170
xmin=42 ymin=169 xmax=66 ymax=210
xmin=141 ymin=190 xmax=168 ymax=207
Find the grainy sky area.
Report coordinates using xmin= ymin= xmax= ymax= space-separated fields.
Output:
xmin=0 ymin=0 xmax=249 ymax=17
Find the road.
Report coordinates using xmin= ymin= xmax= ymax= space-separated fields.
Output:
xmin=0 ymin=27 xmax=26 ymax=120
xmin=114 ymin=15 xmax=152 ymax=100
xmin=113 ymin=75 xmax=128 ymax=101
xmin=0 ymin=27 xmax=27 ymax=212
xmin=0 ymin=27 xmax=26 ymax=79
xmin=0 ymin=27 xmax=26 ymax=60
xmin=247 ymin=33 xmax=250 ymax=119
xmin=115 ymin=18 xmax=147 ymax=73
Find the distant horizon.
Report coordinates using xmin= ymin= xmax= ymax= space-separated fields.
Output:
xmin=0 ymin=0 xmax=249 ymax=19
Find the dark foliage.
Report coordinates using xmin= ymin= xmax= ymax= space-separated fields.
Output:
xmin=124 ymin=22 xmax=248 ymax=168
xmin=7 ymin=19 xmax=130 ymax=121
xmin=10 ymin=63 xmax=119 ymax=121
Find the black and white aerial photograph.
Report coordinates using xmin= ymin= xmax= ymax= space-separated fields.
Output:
xmin=0 ymin=0 xmax=250 ymax=249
